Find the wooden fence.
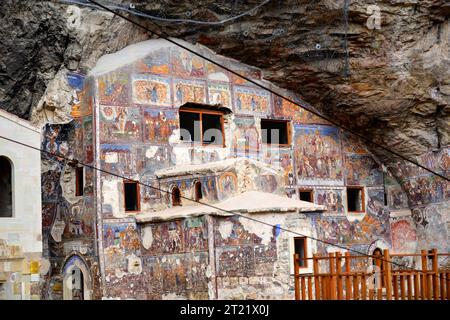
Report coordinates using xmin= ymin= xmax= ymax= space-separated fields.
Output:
xmin=294 ymin=249 xmax=450 ymax=300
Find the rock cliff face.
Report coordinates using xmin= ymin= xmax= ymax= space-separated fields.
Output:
xmin=0 ymin=0 xmax=448 ymax=161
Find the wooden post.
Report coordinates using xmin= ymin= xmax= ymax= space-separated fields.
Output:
xmin=313 ymin=254 xmax=320 ymax=300
xmin=345 ymin=252 xmax=352 ymax=300
xmin=393 ymin=273 xmax=399 ymax=300
xmin=329 ymin=252 xmax=337 ymax=300
xmin=421 ymin=250 xmax=428 ymax=300
xmin=400 ymin=274 xmax=405 ymax=300
xmin=431 ymin=249 xmax=439 ymax=300
xmin=301 ymin=276 xmax=306 ymax=300
xmin=307 ymin=276 xmax=313 ymax=300
xmin=446 ymin=273 xmax=450 ymax=300
xmin=414 ymin=274 xmax=420 ymax=300
xmin=294 ymin=254 xmax=300 ymax=300
xmin=361 ymin=274 xmax=367 ymax=300
xmin=383 ymin=249 xmax=392 ymax=300
xmin=439 ymin=271 xmax=445 ymax=301
xmin=407 ymin=274 xmax=412 ymax=300
xmin=336 ymin=252 xmax=343 ymax=300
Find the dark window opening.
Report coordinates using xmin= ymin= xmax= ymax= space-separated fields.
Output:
xmin=194 ymin=181 xmax=202 ymax=201
xmin=179 ymin=111 xmax=201 ymax=142
xmin=299 ymin=189 xmax=314 ymax=203
xmin=172 ymin=186 xmax=181 ymax=206
xmin=347 ymin=187 xmax=364 ymax=212
xmin=76 ymin=167 xmax=84 ymax=196
xmin=124 ymin=181 xmax=139 ymax=212
xmin=294 ymin=237 xmax=307 ymax=268
xmin=261 ymin=119 xmax=290 ymax=145
xmin=0 ymin=156 xmax=13 ymax=218
xmin=202 ymin=113 xmax=223 ymax=145
xmin=179 ymin=108 xmax=224 ymax=146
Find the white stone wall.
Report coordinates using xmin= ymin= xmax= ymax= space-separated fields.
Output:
xmin=0 ymin=110 xmax=42 ymax=255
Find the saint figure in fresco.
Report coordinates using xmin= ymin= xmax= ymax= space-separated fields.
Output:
xmin=176 ymin=84 xmax=183 ymax=103
xmin=115 ymin=107 xmax=128 ymax=133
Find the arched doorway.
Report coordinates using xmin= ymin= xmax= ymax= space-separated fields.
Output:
xmin=0 ymin=156 xmax=13 ymax=217
xmin=62 ymin=254 xmax=92 ymax=300
xmin=193 ymin=181 xmax=202 ymax=202
xmin=171 ymin=186 xmax=181 ymax=206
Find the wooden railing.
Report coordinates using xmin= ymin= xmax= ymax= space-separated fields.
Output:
xmin=294 ymin=249 xmax=450 ymax=300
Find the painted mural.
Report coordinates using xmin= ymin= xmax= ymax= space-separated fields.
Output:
xmin=315 ymin=188 xmax=345 ymax=215
xmin=345 ymin=154 xmax=383 ymax=186
xmin=174 ymin=79 xmax=207 ymax=106
xmin=136 ymin=48 xmax=170 ymax=75
xmin=132 ymin=74 xmax=171 ymax=106
xmin=294 ymin=125 xmax=343 ymax=185
xmin=171 ymin=47 xmax=205 ymax=78
xmin=99 ymin=106 xmax=141 ymax=142
xmin=208 ymin=82 xmax=231 ymax=108
xmin=98 ymin=72 xmax=129 ymax=105
xmin=143 ymin=108 xmax=178 ymax=144
xmin=234 ymin=86 xmax=271 ymax=115
xmin=232 ymin=116 xmax=260 ymax=155
xmin=273 ymin=95 xmax=329 ymax=124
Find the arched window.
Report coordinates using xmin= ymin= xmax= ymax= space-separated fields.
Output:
xmin=372 ymin=248 xmax=385 ymax=287
xmin=171 ymin=186 xmax=181 ymax=206
xmin=0 ymin=156 xmax=13 ymax=218
xmin=194 ymin=181 xmax=203 ymax=202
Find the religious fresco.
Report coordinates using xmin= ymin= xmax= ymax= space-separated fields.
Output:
xmin=173 ymin=79 xmax=207 ymax=106
xmin=140 ymin=176 xmax=161 ymax=203
xmin=141 ymin=218 xmax=208 ymax=256
xmin=143 ymin=108 xmax=178 ymax=144
xmin=262 ymin=148 xmax=295 ymax=187
xmin=403 ymin=175 xmax=445 ymax=206
xmin=367 ymin=189 xmax=389 ymax=219
xmin=344 ymin=154 xmax=383 ymax=186
xmin=254 ymin=244 xmax=277 ymax=276
xmin=217 ymin=171 xmax=238 ymax=197
xmin=233 ymin=86 xmax=271 ymax=115
xmin=341 ymin=133 xmax=369 ymax=155
xmin=313 ymin=214 xmax=390 ymax=248
xmin=97 ymin=72 xmax=129 ymax=105
xmin=208 ymin=82 xmax=232 ymax=108
xmin=232 ymin=116 xmax=259 ymax=155
xmin=136 ymin=48 xmax=170 ymax=75
xmin=100 ymin=144 xmax=143 ymax=176
xmin=103 ymin=221 xmax=141 ymax=273
xmin=99 ymin=106 xmax=141 ymax=142
xmin=214 ymin=216 xmax=255 ymax=247
xmin=68 ymin=73 xmax=94 ymax=118
xmin=142 ymin=145 xmax=173 ymax=175
xmin=387 ymin=185 xmax=409 ymax=210
xmin=294 ymin=125 xmax=343 ymax=185
xmin=206 ymin=61 xmax=230 ymax=82
xmin=132 ymin=74 xmax=172 ymax=106
xmin=216 ymin=246 xmax=255 ymax=277
xmin=259 ymin=173 xmax=279 ymax=193
xmin=170 ymin=47 xmax=205 ymax=78
xmin=230 ymin=65 xmax=262 ymax=85
xmin=390 ymin=217 xmax=418 ymax=253
xmin=272 ymin=95 xmax=329 ymax=124
xmin=315 ymin=188 xmax=345 ymax=215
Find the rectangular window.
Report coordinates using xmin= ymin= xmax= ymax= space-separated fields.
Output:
xmin=179 ymin=108 xmax=224 ymax=146
xmin=347 ymin=187 xmax=364 ymax=213
xmin=261 ymin=119 xmax=290 ymax=145
xmin=294 ymin=237 xmax=308 ymax=268
xmin=124 ymin=181 xmax=140 ymax=212
xmin=75 ymin=167 xmax=84 ymax=196
xmin=299 ymin=189 xmax=314 ymax=203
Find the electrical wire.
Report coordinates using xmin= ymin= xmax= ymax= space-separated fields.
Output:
xmin=60 ymin=0 xmax=271 ymax=25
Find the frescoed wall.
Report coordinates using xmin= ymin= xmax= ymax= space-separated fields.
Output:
xmin=38 ymin=39 xmax=450 ymax=300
